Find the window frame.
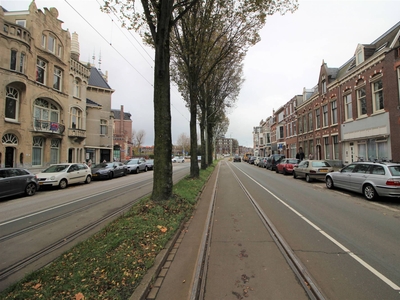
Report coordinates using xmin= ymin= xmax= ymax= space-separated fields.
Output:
xmin=356 ymin=87 xmax=367 ymax=117
xmin=53 ymin=66 xmax=62 ymax=91
xmin=5 ymin=86 xmax=19 ymax=121
xmin=331 ymin=100 xmax=338 ymax=125
xmin=10 ymin=49 xmax=17 ymax=70
xmin=371 ymin=79 xmax=384 ymax=112
xmin=315 ymin=108 xmax=321 ymax=129
xmin=70 ymin=107 xmax=83 ymax=129
xmin=100 ymin=119 xmax=108 ymax=135
xmin=322 ymin=105 xmax=328 ymax=127
xmin=344 ymin=93 xmax=352 ymax=121
xmin=36 ymin=58 xmax=47 ymax=85
xmin=48 ymin=34 xmax=55 ymax=53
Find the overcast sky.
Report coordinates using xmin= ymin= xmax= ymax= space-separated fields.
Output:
xmin=2 ymin=0 xmax=400 ymax=147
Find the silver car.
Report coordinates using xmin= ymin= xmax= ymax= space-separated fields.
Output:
xmin=0 ymin=168 xmax=39 ymax=199
xmin=293 ymin=160 xmax=333 ymax=182
xmin=325 ymin=162 xmax=400 ymax=200
xmin=125 ymin=158 xmax=148 ymax=174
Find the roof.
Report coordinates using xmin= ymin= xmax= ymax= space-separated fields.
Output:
xmin=86 ymin=98 xmax=102 ymax=107
xmin=112 ymin=109 xmax=132 ymax=120
xmin=88 ymin=67 xmax=112 ymax=90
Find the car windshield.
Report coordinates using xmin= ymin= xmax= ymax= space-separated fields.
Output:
xmin=43 ymin=165 xmax=69 ymax=173
xmin=388 ymin=166 xmax=400 ymax=176
xmin=288 ymin=159 xmax=299 ymax=164
xmin=312 ymin=161 xmax=331 ymax=167
xmin=93 ymin=163 xmax=112 ymax=168
xmin=126 ymin=159 xmax=139 ymax=165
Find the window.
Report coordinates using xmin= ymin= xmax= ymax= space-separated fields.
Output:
xmin=298 ymin=117 xmax=303 ymax=134
xmin=344 ymin=94 xmax=352 ymax=121
xmin=322 ymin=105 xmax=328 ymax=127
xmin=357 ymin=87 xmax=367 ymax=116
xmin=308 ymin=112 xmax=313 ymax=131
xmin=358 ymin=143 xmax=366 ymax=161
xmin=19 ymin=53 xmax=25 ymax=73
xmin=279 ymin=126 xmax=284 ymax=139
xmin=303 ymin=115 xmax=307 ymax=133
xmin=324 ymin=137 xmax=330 ymax=159
xmin=331 ymin=100 xmax=337 ymax=124
xmin=333 ymin=135 xmax=339 ymax=159
xmin=4 ymin=24 xmax=9 ymax=33
xmin=48 ymin=35 xmax=55 ymax=53
xmin=309 ymin=140 xmax=314 ymax=158
xmin=57 ymin=44 xmax=63 ymax=57
xmin=36 ymin=58 xmax=47 ymax=84
xmin=376 ymin=140 xmax=388 ymax=161
xmin=10 ymin=50 xmax=17 ymax=70
xmin=71 ymin=107 xmax=82 ymax=129
xmin=100 ymin=119 xmax=108 ymax=135
xmin=5 ymin=86 xmax=19 ymax=121
xmin=32 ymin=137 xmax=44 ymax=166
xmin=315 ymin=108 xmax=321 ymax=129
xmin=74 ymin=79 xmax=80 ymax=98
xmin=53 ymin=67 xmax=62 ymax=91
xmin=50 ymin=139 xmax=60 ymax=164
xmin=372 ymin=79 xmax=384 ymax=112
xmin=322 ymin=80 xmax=327 ymax=94
xmin=16 ymin=20 xmax=26 ymax=27
xmin=356 ymin=49 xmax=364 ymax=65
xmin=34 ymin=98 xmax=60 ymax=131
xmin=41 ymin=34 xmax=46 ymax=48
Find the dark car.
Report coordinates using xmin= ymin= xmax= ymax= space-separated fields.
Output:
xmin=233 ymin=155 xmax=241 ymax=162
xmin=266 ymin=154 xmax=285 ymax=171
xmin=91 ymin=162 xmax=127 ymax=179
xmin=248 ymin=156 xmax=257 ymax=164
xmin=0 ymin=168 xmax=39 ymax=199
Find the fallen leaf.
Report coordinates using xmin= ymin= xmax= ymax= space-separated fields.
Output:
xmin=33 ymin=283 xmax=42 ymax=290
xmin=75 ymin=292 xmax=85 ymax=300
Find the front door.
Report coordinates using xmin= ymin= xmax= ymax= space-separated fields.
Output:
xmin=5 ymin=147 xmax=15 ymax=168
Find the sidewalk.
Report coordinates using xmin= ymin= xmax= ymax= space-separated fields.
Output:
xmin=136 ymin=162 xmax=309 ymax=299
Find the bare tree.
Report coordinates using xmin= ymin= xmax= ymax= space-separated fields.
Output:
xmin=135 ymin=129 xmax=145 ymax=151
xmin=176 ymin=132 xmax=190 ymax=156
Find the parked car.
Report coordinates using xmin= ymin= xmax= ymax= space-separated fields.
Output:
xmin=36 ymin=163 xmax=92 ymax=189
xmin=172 ymin=156 xmax=185 ymax=163
xmin=276 ymin=158 xmax=300 ymax=175
xmin=91 ymin=162 xmax=127 ymax=180
xmin=254 ymin=157 xmax=262 ymax=166
xmin=248 ymin=156 xmax=257 ymax=164
xmin=146 ymin=159 xmax=154 ymax=170
xmin=125 ymin=158 xmax=148 ymax=174
xmin=233 ymin=155 xmax=241 ymax=162
xmin=325 ymin=162 xmax=400 ymax=200
xmin=293 ymin=160 xmax=333 ymax=182
xmin=267 ymin=154 xmax=285 ymax=171
xmin=258 ymin=157 xmax=268 ymax=168
xmin=0 ymin=168 xmax=39 ymax=199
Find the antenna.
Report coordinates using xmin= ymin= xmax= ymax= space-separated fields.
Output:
xmin=98 ymin=50 xmax=102 ymax=71
xmin=92 ymin=50 xmax=95 ymax=66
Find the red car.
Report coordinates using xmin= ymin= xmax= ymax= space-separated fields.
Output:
xmin=276 ymin=158 xmax=300 ymax=175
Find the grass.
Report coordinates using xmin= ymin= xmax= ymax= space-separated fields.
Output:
xmin=1 ymin=163 xmax=216 ymax=299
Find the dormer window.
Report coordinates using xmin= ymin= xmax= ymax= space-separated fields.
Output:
xmin=322 ymin=80 xmax=327 ymax=94
xmin=16 ymin=20 xmax=26 ymax=27
xmin=356 ymin=44 xmax=364 ymax=65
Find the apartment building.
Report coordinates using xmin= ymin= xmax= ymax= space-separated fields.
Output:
xmin=0 ymin=2 xmax=115 ymax=170
xmin=112 ymin=105 xmax=133 ymax=161
xmin=254 ymin=21 xmax=400 ymax=164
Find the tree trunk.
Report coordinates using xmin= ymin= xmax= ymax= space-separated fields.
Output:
xmin=151 ymin=6 xmax=173 ymax=201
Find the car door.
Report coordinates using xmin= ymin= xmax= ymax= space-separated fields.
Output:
xmin=67 ymin=164 xmax=83 ymax=184
xmin=0 ymin=169 xmax=12 ymax=198
xmin=334 ymin=164 xmax=356 ymax=190
xmin=296 ymin=160 xmax=308 ymax=177
xmin=350 ymin=164 xmax=371 ymax=191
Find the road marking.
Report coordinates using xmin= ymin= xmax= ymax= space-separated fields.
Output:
xmin=236 ymin=167 xmax=400 ymax=291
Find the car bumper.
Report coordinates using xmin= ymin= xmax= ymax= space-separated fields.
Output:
xmin=38 ymin=180 xmax=58 ymax=186
xmin=375 ymin=186 xmax=400 ymax=198
xmin=92 ymin=173 xmax=109 ymax=179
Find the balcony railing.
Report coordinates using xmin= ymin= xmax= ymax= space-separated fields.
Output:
xmin=34 ymin=119 xmax=65 ymax=134
xmin=68 ymin=128 xmax=86 ymax=138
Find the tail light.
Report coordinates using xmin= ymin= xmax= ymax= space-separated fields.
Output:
xmin=310 ymin=170 xmax=316 ymax=174
xmin=386 ymin=179 xmax=400 ymax=186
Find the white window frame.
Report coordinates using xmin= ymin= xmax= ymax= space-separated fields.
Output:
xmin=48 ymin=34 xmax=55 ymax=53
xmin=74 ymin=79 xmax=80 ymax=98
xmin=322 ymin=105 xmax=328 ymax=127
xmin=36 ymin=58 xmax=47 ymax=84
xmin=324 ymin=136 xmax=330 ymax=159
xmin=53 ymin=66 xmax=62 ymax=91
xmin=10 ymin=49 xmax=17 ymax=71
xmin=331 ymin=100 xmax=337 ymax=125
xmin=32 ymin=137 xmax=44 ymax=166
xmin=357 ymin=87 xmax=367 ymax=117
xmin=372 ymin=79 xmax=384 ymax=112
xmin=100 ymin=119 xmax=108 ymax=135
xmin=71 ymin=107 xmax=83 ymax=129
xmin=19 ymin=52 xmax=25 ymax=73
xmin=332 ymin=135 xmax=339 ymax=159
xmin=344 ymin=93 xmax=352 ymax=121
xmin=5 ymin=86 xmax=19 ymax=121
xmin=50 ymin=139 xmax=60 ymax=164
xmin=315 ymin=108 xmax=320 ymax=129
xmin=16 ymin=20 xmax=26 ymax=27
xmin=41 ymin=34 xmax=46 ymax=48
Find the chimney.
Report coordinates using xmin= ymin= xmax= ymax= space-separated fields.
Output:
xmin=71 ymin=32 xmax=80 ymax=60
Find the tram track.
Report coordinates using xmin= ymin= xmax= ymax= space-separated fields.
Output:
xmin=190 ymin=161 xmax=325 ymax=300
xmin=0 ymin=167 xmax=189 ymax=286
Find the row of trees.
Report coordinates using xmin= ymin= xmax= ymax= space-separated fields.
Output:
xmin=102 ymin=0 xmax=298 ymax=201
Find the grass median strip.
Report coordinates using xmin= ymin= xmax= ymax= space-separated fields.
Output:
xmin=2 ymin=163 xmax=215 ymax=299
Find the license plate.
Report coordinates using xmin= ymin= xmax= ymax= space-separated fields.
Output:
xmin=319 ymin=169 xmax=328 ymax=173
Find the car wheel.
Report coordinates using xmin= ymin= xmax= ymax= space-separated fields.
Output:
xmin=363 ymin=184 xmax=377 ymax=201
xmin=108 ymin=172 xmax=114 ymax=179
xmin=283 ymin=168 xmax=287 ymax=175
xmin=275 ymin=168 xmax=279 ymax=173
xmin=326 ymin=176 xmax=334 ymax=189
xmin=135 ymin=167 xmax=140 ymax=174
xmin=305 ymin=174 xmax=312 ymax=182
xmin=85 ymin=175 xmax=92 ymax=184
xmin=293 ymin=171 xmax=297 ymax=179
xmin=144 ymin=166 xmax=148 ymax=172
xmin=25 ymin=182 xmax=37 ymax=196
xmin=59 ymin=179 xmax=68 ymax=189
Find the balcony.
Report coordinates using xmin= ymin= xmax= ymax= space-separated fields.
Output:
xmin=33 ymin=119 xmax=65 ymax=135
xmin=68 ymin=128 xmax=86 ymax=138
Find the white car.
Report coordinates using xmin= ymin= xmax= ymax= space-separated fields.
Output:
xmin=172 ymin=156 xmax=185 ymax=163
xmin=36 ymin=163 xmax=92 ymax=189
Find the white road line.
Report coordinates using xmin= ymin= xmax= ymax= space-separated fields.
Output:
xmin=236 ymin=166 xmax=400 ymax=291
